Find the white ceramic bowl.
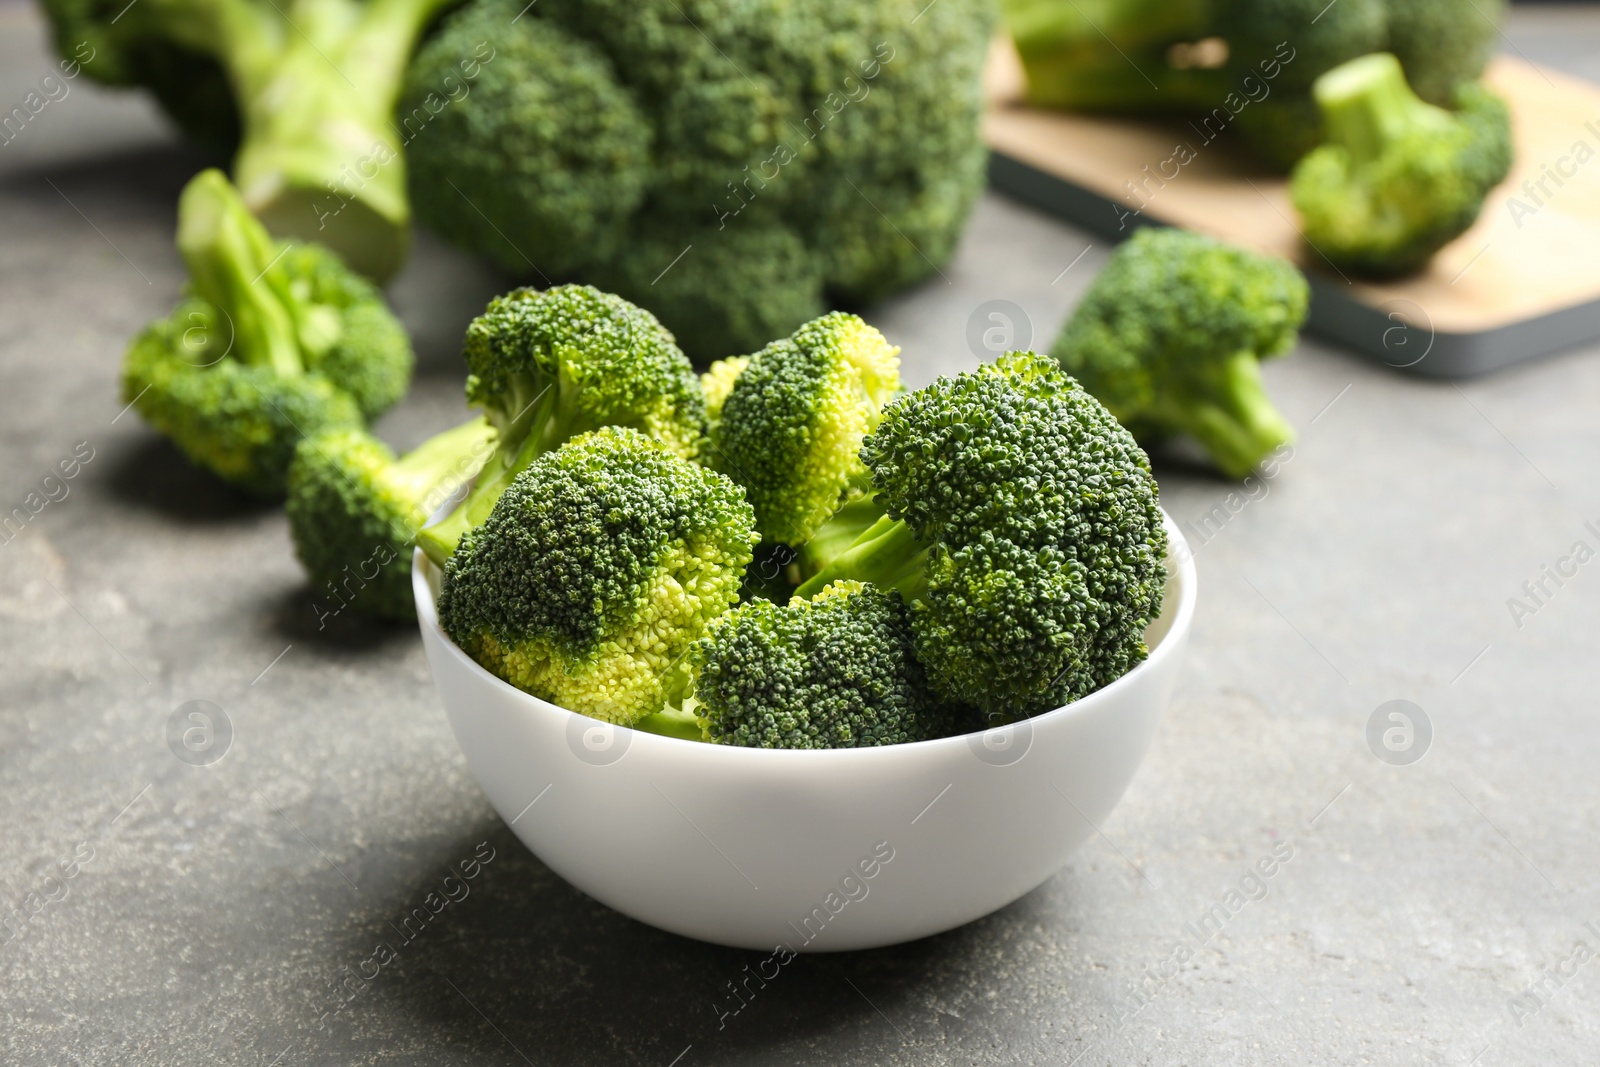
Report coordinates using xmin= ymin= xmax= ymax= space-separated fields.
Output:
xmin=415 ymin=516 xmax=1194 ymax=951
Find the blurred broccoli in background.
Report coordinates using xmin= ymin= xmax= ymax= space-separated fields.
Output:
xmin=1290 ymin=53 xmax=1512 ymax=276
xmin=287 ymin=419 xmax=495 ymax=620
xmin=42 ymin=0 xmax=459 ymax=280
xmin=403 ymin=0 xmax=995 ymax=360
xmin=1051 ymin=228 xmax=1307 ymax=478
xmin=438 ymin=427 xmax=756 ymax=725
xmin=1002 ymin=0 xmax=1505 ymax=170
xmin=124 ymin=170 xmax=412 ymax=495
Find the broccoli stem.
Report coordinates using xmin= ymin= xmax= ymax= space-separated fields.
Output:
xmin=415 ymin=378 xmax=598 ymax=566
xmin=383 ymin=416 xmax=497 ymax=506
xmin=794 ymin=491 xmax=884 ymax=583
xmin=176 ymin=168 xmax=305 ymax=376
xmin=792 ymin=514 xmax=929 ymax=602
xmin=1314 ymin=52 xmax=1451 ymax=167
xmin=1004 ymin=0 xmax=1226 ymax=111
xmin=1173 ymin=349 xmax=1294 ymax=479
xmin=204 ymin=0 xmax=455 ymax=281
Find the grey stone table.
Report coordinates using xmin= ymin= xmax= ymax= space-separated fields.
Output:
xmin=3 ymin=4 xmax=1598 ymax=1064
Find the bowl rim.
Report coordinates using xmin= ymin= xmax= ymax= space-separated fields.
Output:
xmin=414 ymin=511 xmax=1195 ymax=764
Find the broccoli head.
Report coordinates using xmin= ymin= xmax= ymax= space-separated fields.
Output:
xmin=687 ymin=581 xmax=960 ymax=749
xmin=42 ymin=0 xmax=459 ymax=280
xmin=795 ymin=352 xmax=1169 ymax=719
xmin=1050 ymin=228 xmax=1306 ymax=479
xmin=1384 ymin=0 xmax=1506 ymax=107
xmin=124 ymin=170 xmax=412 ymax=495
xmin=415 ymin=285 xmax=707 ymax=565
xmin=437 ymin=426 xmax=757 ymax=725
xmin=706 ymin=312 xmax=901 ymax=547
xmin=287 ymin=419 xmax=496 ymax=620
xmin=1290 ymin=53 xmax=1512 ymax=277
xmin=403 ymin=0 xmax=993 ymax=360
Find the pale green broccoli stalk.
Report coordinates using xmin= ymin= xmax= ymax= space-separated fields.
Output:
xmin=415 ymin=285 xmax=707 ymax=566
xmin=1051 ymin=228 xmax=1306 ymax=479
xmin=403 ymin=0 xmax=993 ymax=360
xmin=795 ymin=352 xmax=1168 ymax=720
xmin=1290 ymin=53 xmax=1512 ymax=276
xmin=41 ymin=0 xmax=458 ymax=280
xmin=437 ymin=427 xmax=757 ymax=725
xmin=705 ymin=312 xmax=901 ymax=547
xmin=286 ymin=418 xmax=495 ymax=620
xmin=1002 ymin=0 xmax=1223 ymax=112
xmin=685 ymin=581 xmax=962 ymax=749
xmin=123 ymin=170 xmax=412 ymax=495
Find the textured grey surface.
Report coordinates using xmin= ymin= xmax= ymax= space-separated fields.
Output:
xmin=4 ymin=4 xmax=1600 ymax=1065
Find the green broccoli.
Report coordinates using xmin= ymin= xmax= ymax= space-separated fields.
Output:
xmin=588 ymin=216 xmax=827 ymax=363
xmin=794 ymin=352 xmax=1168 ymax=720
xmin=1050 ymin=228 xmax=1306 ymax=479
xmin=403 ymin=0 xmax=993 ymax=360
xmin=1002 ymin=0 xmax=1505 ymax=171
xmin=1002 ymin=0 xmax=1221 ymax=112
xmin=1290 ymin=53 xmax=1512 ymax=276
xmin=286 ymin=418 xmax=496 ymax=621
xmin=437 ymin=426 xmax=757 ymax=725
xmin=42 ymin=0 xmax=457 ymax=281
xmin=704 ymin=312 xmax=901 ymax=547
xmin=124 ymin=170 xmax=412 ymax=495
xmin=415 ymin=285 xmax=707 ymax=566
xmin=684 ymin=581 xmax=960 ymax=749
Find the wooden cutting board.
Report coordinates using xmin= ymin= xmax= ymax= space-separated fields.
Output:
xmin=983 ymin=39 xmax=1600 ymax=376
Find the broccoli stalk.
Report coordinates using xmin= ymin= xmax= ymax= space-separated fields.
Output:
xmin=415 ymin=285 xmax=707 ymax=567
xmin=1003 ymin=0 xmax=1224 ymax=112
xmin=795 ymin=515 xmax=928 ymax=603
xmin=1160 ymin=349 xmax=1296 ymax=481
xmin=124 ymin=169 xmax=412 ymax=494
xmin=288 ymin=418 xmax=496 ymax=620
xmin=178 ymin=168 xmax=323 ymax=378
xmin=45 ymin=0 xmax=455 ymax=280
xmin=1289 ymin=53 xmax=1512 ymax=276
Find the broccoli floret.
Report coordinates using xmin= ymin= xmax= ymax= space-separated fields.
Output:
xmin=1050 ymin=228 xmax=1306 ymax=479
xmin=42 ymin=0 xmax=457 ymax=281
xmin=415 ymin=285 xmax=707 ymax=565
xmin=687 ymin=581 xmax=959 ymax=749
xmin=701 ymin=356 xmax=750 ymax=438
xmin=1385 ymin=0 xmax=1506 ymax=108
xmin=437 ymin=427 xmax=757 ymax=725
xmin=1290 ymin=53 xmax=1512 ymax=277
xmin=706 ymin=312 xmax=900 ymax=546
xmin=795 ymin=352 xmax=1168 ymax=719
xmin=286 ymin=419 xmax=496 ymax=620
xmin=404 ymin=0 xmax=993 ymax=359
xmin=123 ymin=170 xmax=412 ymax=495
